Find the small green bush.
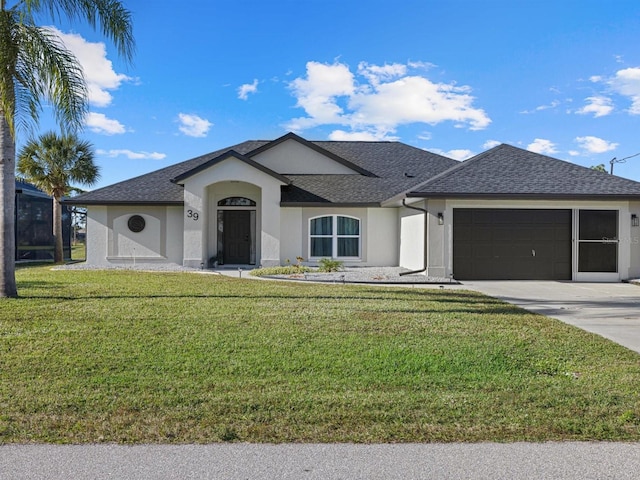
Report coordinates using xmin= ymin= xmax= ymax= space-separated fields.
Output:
xmin=318 ymin=258 xmax=343 ymax=272
xmin=250 ymin=265 xmax=313 ymax=277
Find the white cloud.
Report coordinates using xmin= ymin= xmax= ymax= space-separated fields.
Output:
xmin=407 ymin=60 xmax=437 ymax=70
xmin=527 ymin=138 xmax=558 ymax=155
xmin=520 ymin=100 xmax=560 ymax=114
xmin=350 ymin=76 xmax=490 ymax=130
xmin=238 ymin=79 xmax=259 ymax=100
xmin=568 ymin=150 xmax=580 ymax=156
xmin=287 ymin=61 xmax=355 ymax=130
xmin=97 ymin=149 xmax=166 ymax=160
xmin=286 ymin=60 xmax=490 ymax=136
xmin=576 ymin=96 xmax=613 ymax=117
xmin=575 ymin=135 xmax=618 ymax=154
xmin=357 ymin=62 xmax=407 ymax=85
xmin=482 ymin=139 xmax=501 ymax=149
xmin=429 ymin=148 xmax=474 ymax=160
xmin=328 ymin=129 xmax=398 ymax=141
xmin=51 ymin=27 xmax=132 ymax=107
xmin=445 ymin=149 xmax=474 ymax=160
xmin=177 ymin=113 xmax=213 ymax=137
xmin=610 ymin=67 xmax=640 ymax=114
xmin=85 ymin=112 xmax=126 ymax=135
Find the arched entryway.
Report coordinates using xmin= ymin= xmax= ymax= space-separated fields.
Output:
xmin=207 ymin=182 xmax=261 ymax=266
xmin=216 ymin=197 xmax=256 ymax=264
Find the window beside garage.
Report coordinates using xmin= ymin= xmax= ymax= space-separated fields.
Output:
xmin=578 ymin=210 xmax=618 ymax=273
xmin=310 ymin=215 xmax=360 ymax=258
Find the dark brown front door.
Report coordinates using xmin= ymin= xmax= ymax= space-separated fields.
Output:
xmin=223 ymin=210 xmax=251 ymax=264
xmin=453 ymin=209 xmax=572 ymax=280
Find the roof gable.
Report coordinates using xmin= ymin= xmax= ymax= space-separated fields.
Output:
xmin=247 ymin=132 xmax=377 ymax=177
xmin=171 ymin=150 xmax=291 ymax=185
xmin=408 ymin=144 xmax=640 ymax=199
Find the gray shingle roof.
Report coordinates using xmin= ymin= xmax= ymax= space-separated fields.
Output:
xmin=67 ymin=135 xmax=458 ymax=206
xmin=408 ymin=144 xmax=640 ymax=198
xmin=67 ymin=140 xmax=268 ymax=205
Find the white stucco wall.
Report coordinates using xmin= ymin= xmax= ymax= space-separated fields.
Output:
xmin=629 ymin=200 xmax=640 ymax=279
xmin=280 ymin=207 xmax=303 ymax=264
xmin=85 ymin=205 xmax=183 ymax=266
xmin=112 ymin=213 xmax=161 ymax=258
xmin=399 ymin=203 xmax=425 ymax=271
xmin=366 ymin=207 xmax=398 ymax=266
xmin=252 ymin=139 xmax=359 ymax=174
xmin=86 ymin=206 xmax=108 ymax=266
xmin=425 ymin=199 xmax=447 ymax=278
xmin=166 ymin=206 xmax=185 ymax=264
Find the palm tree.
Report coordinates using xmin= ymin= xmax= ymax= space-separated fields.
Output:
xmin=18 ymin=132 xmax=99 ymax=263
xmin=0 ymin=1 xmax=134 ymax=297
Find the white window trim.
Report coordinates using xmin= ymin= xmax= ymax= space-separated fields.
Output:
xmin=308 ymin=214 xmax=361 ymax=260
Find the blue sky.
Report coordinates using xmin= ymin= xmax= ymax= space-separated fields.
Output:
xmin=30 ymin=0 xmax=640 ymax=189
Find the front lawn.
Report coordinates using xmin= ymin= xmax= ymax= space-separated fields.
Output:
xmin=1 ymin=266 xmax=639 ymax=443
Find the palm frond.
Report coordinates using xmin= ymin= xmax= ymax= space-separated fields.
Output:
xmin=26 ymin=0 xmax=135 ymax=64
xmin=15 ymin=23 xmax=88 ymax=133
xmin=17 ymin=130 xmax=99 ymax=199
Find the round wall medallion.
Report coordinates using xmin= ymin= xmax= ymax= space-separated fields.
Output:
xmin=127 ymin=215 xmax=146 ymax=233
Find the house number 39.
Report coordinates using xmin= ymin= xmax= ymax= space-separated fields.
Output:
xmin=187 ymin=210 xmax=199 ymax=221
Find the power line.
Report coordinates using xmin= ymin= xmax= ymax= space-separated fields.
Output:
xmin=610 ymin=152 xmax=640 ymax=174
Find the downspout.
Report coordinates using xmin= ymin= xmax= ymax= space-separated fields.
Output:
xmin=399 ymin=198 xmax=429 ymax=276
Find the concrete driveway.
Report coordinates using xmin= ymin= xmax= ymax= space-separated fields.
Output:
xmin=462 ymin=281 xmax=640 ymax=354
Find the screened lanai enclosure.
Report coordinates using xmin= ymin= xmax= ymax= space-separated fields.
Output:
xmin=15 ymin=181 xmax=71 ymax=261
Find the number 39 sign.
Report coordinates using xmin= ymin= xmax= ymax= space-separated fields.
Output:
xmin=187 ymin=210 xmax=199 ymax=221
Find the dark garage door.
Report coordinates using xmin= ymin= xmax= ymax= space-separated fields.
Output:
xmin=453 ymin=209 xmax=572 ymax=280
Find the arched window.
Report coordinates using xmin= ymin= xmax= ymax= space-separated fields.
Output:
xmin=217 ymin=197 xmax=256 ymax=207
xmin=309 ymin=215 xmax=360 ymax=258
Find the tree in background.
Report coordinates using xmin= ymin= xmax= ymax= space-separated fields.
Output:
xmin=0 ymin=0 xmax=134 ymax=297
xmin=590 ymin=164 xmax=608 ymax=173
xmin=18 ymin=132 xmax=99 ymax=263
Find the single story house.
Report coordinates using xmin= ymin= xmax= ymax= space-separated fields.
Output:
xmin=67 ymin=132 xmax=640 ymax=281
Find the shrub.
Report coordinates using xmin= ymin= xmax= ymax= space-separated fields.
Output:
xmin=250 ymin=265 xmax=313 ymax=277
xmin=318 ymin=258 xmax=343 ymax=272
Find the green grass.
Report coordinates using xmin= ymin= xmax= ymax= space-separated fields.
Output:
xmin=1 ymin=266 xmax=639 ymax=444
xmin=70 ymin=242 xmax=86 ymax=262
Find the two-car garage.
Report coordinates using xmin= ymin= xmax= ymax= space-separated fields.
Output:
xmin=453 ymin=209 xmax=572 ymax=280
xmin=453 ymin=208 xmax=619 ymax=280
xmin=453 ymin=208 xmax=620 ymax=280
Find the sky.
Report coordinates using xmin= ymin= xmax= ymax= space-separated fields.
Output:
xmin=26 ymin=0 xmax=640 ymax=189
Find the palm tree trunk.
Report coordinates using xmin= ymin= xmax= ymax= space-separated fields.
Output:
xmin=0 ymin=113 xmax=18 ymax=297
xmin=53 ymin=195 xmax=63 ymax=263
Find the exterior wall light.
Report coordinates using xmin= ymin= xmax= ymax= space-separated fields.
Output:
xmin=632 ymin=214 xmax=639 ymax=227
xmin=438 ymin=212 xmax=444 ymax=225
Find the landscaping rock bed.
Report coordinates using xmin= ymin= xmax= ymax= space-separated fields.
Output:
xmin=264 ymin=266 xmax=458 ymax=284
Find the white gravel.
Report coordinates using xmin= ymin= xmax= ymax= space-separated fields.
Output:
xmin=52 ymin=262 xmax=200 ymax=272
xmin=53 ymin=262 xmax=456 ymax=283
xmin=264 ymin=266 xmax=457 ymax=284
